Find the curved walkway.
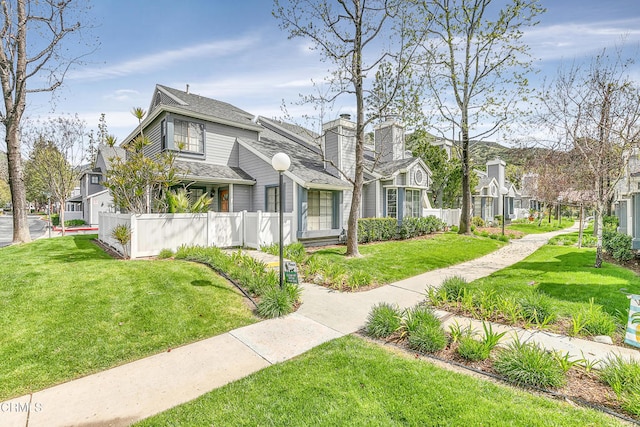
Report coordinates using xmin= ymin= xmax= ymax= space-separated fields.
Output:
xmin=3 ymin=224 xmax=639 ymax=426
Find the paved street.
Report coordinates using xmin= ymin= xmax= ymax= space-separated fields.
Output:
xmin=0 ymin=215 xmax=48 ymax=247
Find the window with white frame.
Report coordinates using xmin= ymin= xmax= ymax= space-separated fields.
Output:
xmin=308 ymin=190 xmax=333 ymax=230
xmin=90 ymin=175 xmax=100 ymax=185
xmin=266 ymin=186 xmax=279 ymax=212
xmin=405 ymin=189 xmax=421 ymax=218
xmin=174 ymin=119 xmax=204 ymax=153
xmin=386 ymin=188 xmax=397 ymax=218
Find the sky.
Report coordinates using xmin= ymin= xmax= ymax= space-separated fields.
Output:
xmin=12 ymin=0 xmax=640 ymax=151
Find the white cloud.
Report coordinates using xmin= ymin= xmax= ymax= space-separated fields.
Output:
xmin=68 ymin=36 xmax=259 ymax=81
xmin=104 ymin=89 xmax=141 ymax=102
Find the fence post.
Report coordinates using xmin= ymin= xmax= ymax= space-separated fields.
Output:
xmin=256 ymin=210 xmax=262 ymax=248
xmin=241 ymin=210 xmax=247 ymax=247
xmin=129 ymin=215 xmax=137 ymax=259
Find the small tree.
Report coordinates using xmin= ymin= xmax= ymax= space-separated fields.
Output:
xmin=24 ymin=115 xmax=86 ymax=235
xmin=103 ymin=108 xmax=181 ymax=213
xmin=111 ymin=224 xmax=132 ymax=259
xmin=537 ymin=49 xmax=640 ymax=267
xmin=412 ymin=0 xmax=544 ymax=234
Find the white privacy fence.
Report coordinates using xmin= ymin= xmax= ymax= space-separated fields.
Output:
xmin=63 ymin=211 xmax=84 ymax=221
xmin=423 ymin=209 xmax=461 ymax=226
xmin=99 ymin=211 xmax=294 ymax=259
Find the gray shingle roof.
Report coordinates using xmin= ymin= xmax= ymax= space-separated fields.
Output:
xmin=240 ymin=127 xmax=351 ymax=189
xmin=97 ymin=144 xmax=126 ymax=172
xmin=373 ymin=157 xmax=418 ymax=178
xmin=156 ymin=85 xmax=257 ymax=128
xmin=175 ymin=160 xmax=255 ymax=183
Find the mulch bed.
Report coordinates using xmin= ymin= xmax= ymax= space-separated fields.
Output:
xmin=360 ymin=331 xmax=638 ymax=424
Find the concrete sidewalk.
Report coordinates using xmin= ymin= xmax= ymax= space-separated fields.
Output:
xmin=3 ymin=224 xmax=639 ymax=426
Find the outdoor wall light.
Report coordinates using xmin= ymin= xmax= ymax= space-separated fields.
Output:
xmin=271 ymin=152 xmax=291 ymax=289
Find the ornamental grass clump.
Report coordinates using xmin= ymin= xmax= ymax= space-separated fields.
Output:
xmin=257 ymin=283 xmax=301 ymax=319
xmin=600 ymin=355 xmax=640 ymax=415
xmin=440 ymin=275 xmax=468 ymax=302
xmin=407 ymin=322 xmax=448 ymax=353
xmin=518 ymin=292 xmax=556 ymax=326
xmin=365 ymin=303 xmax=402 ymax=339
xmin=400 ymin=305 xmax=441 ymax=338
xmin=493 ymin=339 xmax=565 ymax=389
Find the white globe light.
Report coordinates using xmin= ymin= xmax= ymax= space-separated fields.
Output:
xmin=271 ymin=152 xmax=291 ymax=172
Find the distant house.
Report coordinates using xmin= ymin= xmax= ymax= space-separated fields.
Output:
xmin=112 ymin=84 xmax=433 ymax=245
xmin=614 ymin=148 xmax=640 ymax=248
xmin=473 ymin=158 xmax=520 ymax=223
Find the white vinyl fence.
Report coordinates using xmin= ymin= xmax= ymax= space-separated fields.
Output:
xmin=99 ymin=211 xmax=294 ymax=259
xmin=63 ymin=211 xmax=84 ymax=222
xmin=423 ymin=208 xmax=461 ymax=227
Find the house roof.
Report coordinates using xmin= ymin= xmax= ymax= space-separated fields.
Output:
xmin=258 ymin=116 xmax=321 ymax=154
xmin=373 ymin=157 xmax=420 ymax=178
xmin=238 ymin=127 xmax=351 ymax=190
xmin=97 ymin=144 xmax=126 ymax=172
xmin=175 ymin=160 xmax=256 ymax=185
xmin=156 ymin=85 xmax=260 ymax=130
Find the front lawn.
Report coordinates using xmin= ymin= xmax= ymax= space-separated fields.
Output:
xmin=0 ymin=235 xmax=256 ymax=400
xmin=462 ymin=245 xmax=640 ymax=323
xmin=307 ymin=233 xmax=505 ymax=285
xmin=136 ymin=336 xmax=623 ymax=426
xmin=507 ymin=218 xmax=574 ymax=234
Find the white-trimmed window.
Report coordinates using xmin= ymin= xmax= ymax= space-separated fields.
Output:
xmin=406 ymin=189 xmax=421 ymax=218
xmin=308 ymin=190 xmax=333 ymax=230
xmin=90 ymin=175 xmax=100 ymax=185
xmin=174 ymin=119 xmax=204 ymax=153
xmin=266 ymin=186 xmax=279 ymax=213
xmin=386 ymin=188 xmax=397 ymax=218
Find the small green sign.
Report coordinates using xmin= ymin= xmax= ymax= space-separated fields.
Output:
xmin=284 ymin=261 xmax=299 ymax=284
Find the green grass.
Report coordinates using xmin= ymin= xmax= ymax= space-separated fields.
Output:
xmin=308 ymin=234 xmax=504 ymax=284
xmin=136 ymin=336 xmax=623 ymax=426
xmin=507 ymin=218 xmax=573 ymax=234
xmin=0 ymin=235 xmax=256 ymax=400
xmin=464 ymin=245 xmax=640 ymax=322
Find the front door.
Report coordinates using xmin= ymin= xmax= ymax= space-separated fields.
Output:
xmin=219 ymin=189 xmax=229 ymax=212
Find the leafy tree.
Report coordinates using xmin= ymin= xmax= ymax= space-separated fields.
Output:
xmin=537 ymin=49 xmax=640 ymax=267
xmin=0 ymin=0 xmax=94 ymax=243
xmin=413 ymin=0 xmax=544 ymax=234
xmin=86 ymin=113 xmax=109 ymax=166
xmin=103 ymin=108 xmax=181 ymax=214
xmin=24 ymin=115 xmax=86 ymax=235
xmin=273 ymin=0 xmax=420 ymax=257
xmin=166 ymin=188 xmax=214 ymax=213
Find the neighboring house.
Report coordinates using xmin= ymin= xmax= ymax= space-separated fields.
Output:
xmin=116 ymin=84 xmax=432 ymax=245
xmin=614 ymin=148 xmax=640 ymax=248
xmin=473 ymin=158 xmax=520 ymax=223
xmin=75 ymin=144 xmax=125 ymax=226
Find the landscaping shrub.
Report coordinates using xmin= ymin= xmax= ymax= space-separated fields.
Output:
xmin=471 ymin=216 xmax=485 ymax=228
xmin=518 ymin=292 xmax=556 ymax=326
xmin=157 ymin=248 xmax=174 ymax=259
xmin=603 ymin=215 xmax=619 ymax=232
xmin=602 ymin=230 xmax=633 ymax=262
xmin=357 ymin=217 xmax=397 ymax=243
xmin=457 ymin=336 xmax=490 ymax=361
xmin=400 ymin=305 xmax=440 ymax=338
xmin=494 ymin=340 xmax=565 ymax=389
xmin=261 ymin=242 xmax=307 ymax=264
xmin=407 ymin=322 xmax=447 ymax=353
xmin=570 ymin=298 xmax=617 ymax=337
xmin=50 ymin=214 xmax=86 ymax=227
xmin=440 ymin=275 xmax=468 ymax=302
xmin=600 ymin=355 xmax=640 ymax=416
xmin=365 ymin=302 xmax=402 ymax=338
xmin=398 ymin=216 xmax=446 ymax=239
xmin=257 ymin=284 xmax=301 ymax=318
xmin=346 ymin=270 xmax=372 ymax=290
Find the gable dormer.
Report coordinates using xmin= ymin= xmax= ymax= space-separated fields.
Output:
xmin=149 ymin=85 xmax=188 ymax=113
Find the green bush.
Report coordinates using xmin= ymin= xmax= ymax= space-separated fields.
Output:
xmin=602 ymin=230 xmax=633 ymax=262
xmin=401 ymin=305 xmax=441 ymax=337
xmin=407 ymin=322 xmax=447 ymax=353
xmin=346 ymin=270 xmax=372 ymax=290
xmin=471 ymin=216 xmax=485 ymax=228
xmin=494 ymin=340 xmax=565 ymax=389
xmin=157 ymin=249 xmax=174 ymax=259
xmin=571 ymin=298 xmax=617 ymax=337
xmin=257 ymin=284 xmax=300 ymax=318
xmin=440 ymin=275 xmax=468 ymax=302
xmin=603 ymin=215 xmax=619 ymax=231
xmin=358 ymin=217 xmax=398 ymax=243
xmin=365 ymin=303 xmax=402 ymax=338
xmin=457 ymin=336 xmax=490 ymax=361
xmin=518 ymin=292 xmax=556 ymax=326
xmin=600 ymin=355 xmax=640 ymax=416
xmin=261 ymin=242 xmax=307 ymax=264
xmin=398 ymin=216 xmax=446 ymax=239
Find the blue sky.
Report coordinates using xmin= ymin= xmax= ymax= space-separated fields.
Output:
xmin=17 ymin=0 xmax=640 ymax=148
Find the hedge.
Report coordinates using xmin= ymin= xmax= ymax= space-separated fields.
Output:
xmin=358 ymin=215 xmax=446 ymax=243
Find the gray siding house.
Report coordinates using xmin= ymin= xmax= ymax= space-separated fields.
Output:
xmin=116 ymin=84 xmax=432 ymax=244
xmin=473 ymin=158 xmax=520 ymax=223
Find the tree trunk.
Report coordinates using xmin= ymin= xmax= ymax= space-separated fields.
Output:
xmin=458 ymin=130 xmax=471 ymax=234
xmin=594 ymin=204 xmax=604 ymax=268
xmin=5 ymin=124 xmax=31 ymax=243
xmin=578 ymin=204 xmax=584 ymax=249
xmin=59 ymin=198 xmax=66 ymax=236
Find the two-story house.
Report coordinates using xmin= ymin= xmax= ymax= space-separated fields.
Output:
xmin=115 ymin=84 xmax=432 ymax=245
xmin=473 ymin=158 xmax=520 ymax=223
